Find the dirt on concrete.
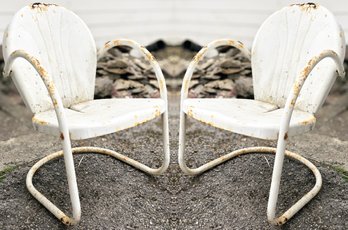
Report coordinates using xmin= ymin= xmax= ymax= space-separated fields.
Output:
xmin=0 ymin=59 xmax=347 ymax=228
xmin=0 ymin=95 xmax=348 ymax=229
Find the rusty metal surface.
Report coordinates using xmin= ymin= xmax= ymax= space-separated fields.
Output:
xmin=178 ymin=5 xmax=346 ymax=226
xmin=4 ymin=47 xmax=170 ymax=225
xmin=182 ymin=98 xmax=316 ymax=140
xmin=252 ymin=3 xmax=346 ymax=114
xmin=3 ymin=4 xmax=97 ymax=114
xmin=30 ymin=3 xmax=58 ymax=11
xmin=3 ymin=7 xmax=170 ymax=226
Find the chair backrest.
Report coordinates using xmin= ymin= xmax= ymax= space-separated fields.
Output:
xmin=3 ymin=3 xmax=97 ymax=114
xmin=252 ymin=3 xmax=345 ymax=114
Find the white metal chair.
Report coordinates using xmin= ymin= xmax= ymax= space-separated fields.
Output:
xmin=2 ymin=3 xmax=170 ymax=225
xmin=178 ymin=3 xmax=345 ymax=225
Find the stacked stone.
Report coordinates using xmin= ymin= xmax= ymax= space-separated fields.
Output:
xmin=188 ymin=46 xmax=253 ymax=99
xmin=96 ymin=46 xmax=160 ymax=98
xmin=95 ymin=41 xmax=253 ymax=99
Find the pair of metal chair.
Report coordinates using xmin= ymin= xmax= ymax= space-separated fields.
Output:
xmin=2 ymin=3 xmax=345 ymax=226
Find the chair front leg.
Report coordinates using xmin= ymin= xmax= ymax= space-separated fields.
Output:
xmin=266 ymin=50 xmax=344 ymax=224
xmin=266 ymin=134 xmax=322 ymax=225
xmin=26 ymin=130 xmax=81 ymax=226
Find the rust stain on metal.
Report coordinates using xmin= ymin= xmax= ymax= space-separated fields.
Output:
xmin=146 ymin=52 xmax=155 ymax=62
xmin=159 ymin=79 xmax=165 ymax=90
xmin=228 ymin=40 xmax=244 ymax=50
xmin=198 ymin=119 xmax=214 ymax=127
xmin=300 ymin=116 xmax=316 ymax=125
xmin=193 ymin=46 xmax=207 ymax=63
xmin=187 ymin=107 xmax=215 ymax=127
xmin=154 ymin=106 xmax=161 ymax=117
xmin=237 ymin=41 xmax=244 ymax=47
xmin=183 ymin=78 xmax=190 ymax=91
xmin=292 ymin=2 xmax=318 ymax=12
xmin=104 ymin=41 xmax=111 ymax=49
xmin=32 ymin=117 xmax=48 ymax=125
xmin=294 ymin=57 xmax=317 ymax=98
xmin=284 ymin=132 xmax=288 ymax=140
xmin=133 ymin=110 xmax=161 ymax=127
xmin=133 ymin=117 xmax=153 ymax=127
xmin=60 ymin=133 xmax=64 ymax=140
xmin=187 ymin=107 xmax=194 ymax=117
xmin=104 ymin=40 xmax=120 ymax=50
xmin=52 ymin=98 xmax=58 ymax=107
xmin=275 ymin=216 xmax=288 ymax=226
xmin=140 ymin=46 xmax=154 ymax=61
xmin=25 ymin=55 xmax=49 ymax=77
xmin=302 ymin=58 xmax=316 ymax=77
xmin=30 ymin=2 xmax=58 ymax=11
xmin=60 ymin=216 xmax=73 ymax=226
xmin=227 ymin=40 xmax=236 ymax=46
xmin=112 ymin=40 xmax=120 ymax=47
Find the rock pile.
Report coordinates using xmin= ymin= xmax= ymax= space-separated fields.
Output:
xmin=0 ymin=41 xmax=347 ymax=101
xmin=188 ymin=46 xmax=253 ymax=98
xmin=96 ymin=46 xmax=160 ymax=98
xmin=95 ymin=40 xmax=253 ymax=99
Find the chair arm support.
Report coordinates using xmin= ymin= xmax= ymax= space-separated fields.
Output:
xmin=3 ymin=50 xmax=70 ymax=139
xmin=180 ymin=39 xmax=251 ymax=104
xmin=280 ymin=50 xmax=344 ymax=139
xmin=97 ymin=39 xmax=168 ymax=102
xmin=266 ymin=50 xmax=343 ymax=221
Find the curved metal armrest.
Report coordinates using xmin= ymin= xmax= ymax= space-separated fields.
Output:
xmin=180 ymin=39 xmax=251 ymax=103
xmin=281 ymin=50 xmax=345 ymax=132
xmin=286 ymin=50 xmax=345 ymax=109
xmin=3 ymin=50 xmax=68 ymax=132
xmin=97 ymin=39 xmax=168 ymax=102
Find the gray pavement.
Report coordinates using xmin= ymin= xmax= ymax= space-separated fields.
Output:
xmin=0 ymin=88 xmax=347 ymax=229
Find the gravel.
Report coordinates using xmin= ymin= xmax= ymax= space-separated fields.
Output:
xmin=0 ymin=114 xmax=347 ymax=229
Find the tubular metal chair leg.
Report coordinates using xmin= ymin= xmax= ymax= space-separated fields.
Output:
xmin=178 ymin=112 xmax=322 ymax=225
xmin=26 ymin=113 xmax=170 ymax=226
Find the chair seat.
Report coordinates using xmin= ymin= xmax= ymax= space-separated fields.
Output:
xmin=32 ymin=98 xmax=166 ymax=140
xmin=183 ymin=98 xmax=316 ymax=140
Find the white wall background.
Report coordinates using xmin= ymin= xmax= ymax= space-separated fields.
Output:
xmin=1 ymin=0 xmax=348 ymax=47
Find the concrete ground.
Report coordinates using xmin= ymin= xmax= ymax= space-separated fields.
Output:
xmin=0 ymin=87 xmax=347 ymax=229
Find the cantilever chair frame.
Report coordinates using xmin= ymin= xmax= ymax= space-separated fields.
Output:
xmin=178 ymin=39 xmax=345 ymax=225
xmin=3 ymin=39 xmax=170 ymax=225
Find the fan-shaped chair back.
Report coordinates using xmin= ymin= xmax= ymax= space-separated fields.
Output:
xmin=252 ymin=4 xmax=345 ymax=113
xmin=3 ymin=4 xmax=97 ymax=113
